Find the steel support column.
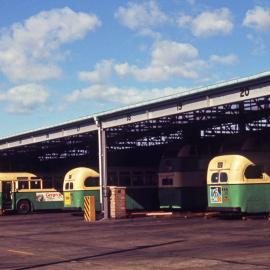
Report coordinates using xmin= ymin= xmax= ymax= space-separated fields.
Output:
xmin=98 ymin=123 xmax=109 ymax=219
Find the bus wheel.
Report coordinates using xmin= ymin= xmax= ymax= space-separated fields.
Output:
xmin=17 ymin=200 xmax=31 ymax=214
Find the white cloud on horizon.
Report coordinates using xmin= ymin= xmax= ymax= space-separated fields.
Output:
xmin=0 ymin=84 xmax=49 ymax=113
xmin=178 ymin=8 xmax=233 ymax=37
xmin=210 ymin=54 xmax=238 ymax=65
xmin=0 ymin=7 xmax=101 ymax=82
xmin=243 ymin=6 xmax=270 ymax=32
xmin=66 ymin=84 xmax=186 ymax=105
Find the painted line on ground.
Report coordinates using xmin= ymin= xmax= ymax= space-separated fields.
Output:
xmin=7 ymin=249 xmax=34 ymax=256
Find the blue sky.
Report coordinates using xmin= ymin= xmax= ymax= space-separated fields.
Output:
xmin=0 ymin=0 xmax=270 ymax=137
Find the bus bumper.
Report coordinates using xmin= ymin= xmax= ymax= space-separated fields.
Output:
xmin=63 ymin=207 xmax=82 ymax=212
xmin=207 ymin=207 xmax=241 ymax=213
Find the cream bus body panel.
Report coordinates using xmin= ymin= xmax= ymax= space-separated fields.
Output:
xmin=63 ymin=167 xmax=99 ymax=191
xmin=207 ymin=154 xmax=270 ymax=184
xmin=0 ymin=172 xmax=36 ymax=181
xmin=207 ymin=155 xmax=247 ymax=185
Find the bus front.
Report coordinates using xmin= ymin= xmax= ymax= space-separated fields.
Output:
xmin=207 ymin=155 xmax=247 ymax=213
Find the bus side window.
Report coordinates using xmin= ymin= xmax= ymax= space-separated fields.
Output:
xmin=132 ymin=172 xmax=144 ymax=186
xmin=162 ymin=178 xmax=173 ymax=186
xmin=30 ymin=181 xmax=41 ymax=189
xmin=119 ymin=172 xmax=131 ymax=186
xmin=70 ymin=182 xmax=74 ymax=190
xmin=108 ymin=172 xmax=118 ymax=186
xmin=220 ymin=173 xmax=228 ymax=182
xmin=43 ymin=176 xmax=53 ymax=188
xmin=65 ymin=183 xmax=69 ymax=190
xmin=164 ymin=160 xmax=174 ymax=172
xmin=18 ymin=181 xmax=29 ymax=190
xmin=245 ymin=165 xmax=263 ymax=179
xmin=55 ymin=177 xmax=63 ymax=189
xmin=211 ymin=173 xmax=219 ymax=183
xmin=145 ymin=172 xmax=158 ymax=186
xmin=84 ymin=177 xmax=99 ymax=187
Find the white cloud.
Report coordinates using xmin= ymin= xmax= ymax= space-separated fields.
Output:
xmin=66 ymin=84 xmax=185 ymax=105
xmin=186 ymin=0 xmax=196 ymax=5
xmin=78 ymin=60 xmax=114 ymax=83
xmin=178 ymin=8 xmax=233 ymax=37
xmin=114 ymin=40 xmax=207 ymax=82
xmin=137 ymin=28 xmax=162 ymax=39
xmin=115 ymin=1 xmax=168 ymax=31
xmin=246 ymin=34 xmax=265 ymax=55
xmin=0 ymin=7 xmax=101 ymax=82
xmin=210 ymin=54 xmax=238 ymax=65
xmin=243 ymin=6 xmax=270 ymax=32
xmin=78 ymin=40 xmax=206 ymax=84
xmin=177 ymin=15 xmax=192 ymax=28
xmin=78 ymin=39 xmax=208 ymax=84
xmin=0 ymin=84 xmax=49 ymax=113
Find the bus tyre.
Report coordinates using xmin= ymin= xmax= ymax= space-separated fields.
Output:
xmin=17 ymin=200 xmax=31 ymax=214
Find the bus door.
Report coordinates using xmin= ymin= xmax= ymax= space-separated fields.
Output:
xmin=2 ymin=181 xmax=13 ymax=210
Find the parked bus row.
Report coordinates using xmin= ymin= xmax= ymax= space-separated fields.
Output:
xmin=0 ymin=166 xmax=158 ymax=214
xmin=1 ymin=135 xmax=269 ymax=215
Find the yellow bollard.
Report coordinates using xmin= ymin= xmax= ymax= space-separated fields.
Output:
xmin=84 ymin=196 xmax=96 ymax=222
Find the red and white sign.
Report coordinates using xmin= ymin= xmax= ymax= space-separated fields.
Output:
xmin=36 ymin=192 xmax=64 ymax=202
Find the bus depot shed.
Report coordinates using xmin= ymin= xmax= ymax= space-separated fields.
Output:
xmin=0 ymin=71 xmax=269 ymax=218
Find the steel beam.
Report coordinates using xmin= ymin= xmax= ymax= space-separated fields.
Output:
xmin=100 ymin=84 xmax=270 ymax=129
xmin=0 ymin=123 xmax=97 ymax=150
xmin=98 ymin=124 xmax=109 ymax=220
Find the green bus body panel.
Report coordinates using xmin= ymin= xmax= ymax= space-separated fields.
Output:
xmin=14 ymin=192 xmax=64 ymax=210
xmin=159 ymin=187 xmax=207 ymax=210
xmin=64 ymin=190 xmax=101 ymax=211
xmin=125 ymin=187 xmax=159 ymax=211
xmin=208 ymin=184 xmax=270 ymax=213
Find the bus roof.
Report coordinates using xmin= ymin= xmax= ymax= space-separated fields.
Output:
xmin=64 ymin=167 xmax=99 ymax=181
xmin=63 ymin=167 xmax=99 ymax=191
xmin=0 ymin=172 xmax=37 ymax=180
xmin=209 ymin=153 xmax=269 ymax=167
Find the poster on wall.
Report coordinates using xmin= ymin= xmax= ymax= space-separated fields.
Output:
xmin=210 ymin=186 xmax=222 ymax=203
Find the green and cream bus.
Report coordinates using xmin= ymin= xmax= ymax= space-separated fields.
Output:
xmin=207 ymin=153 xmax=270 ymax=213
xmin=158 ymin=143 xmax=213 ymax=210
xmin=0 ymin=172 xmax=64 ymax=214
xmin=63 ymin=167 xmax=101 ymax=211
